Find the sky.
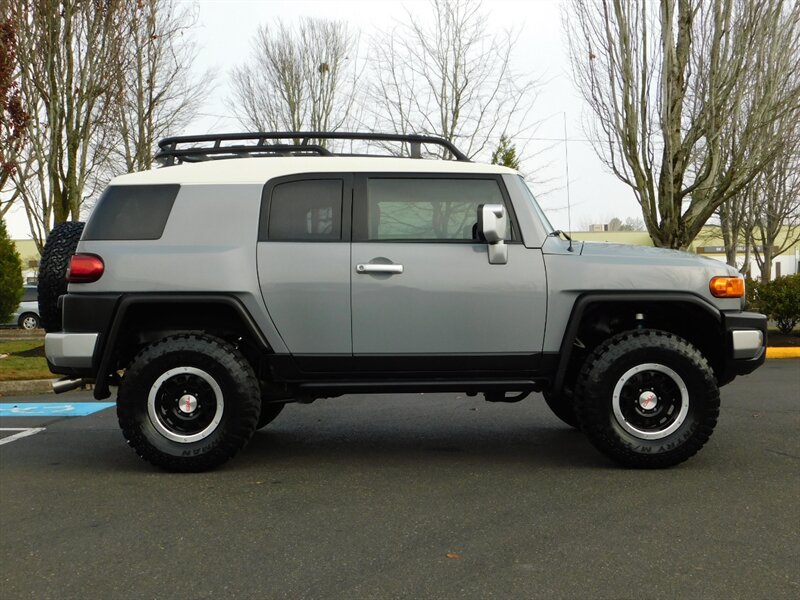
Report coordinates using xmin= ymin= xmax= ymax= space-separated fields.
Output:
xmin=5 ymin=0 xmax=639 ymax=239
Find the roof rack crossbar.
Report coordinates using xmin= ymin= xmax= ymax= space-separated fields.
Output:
xmin=154 ymin=131 xmax=470 ymax=165
xmin=154 ymin=144 xmax=333 ymax=165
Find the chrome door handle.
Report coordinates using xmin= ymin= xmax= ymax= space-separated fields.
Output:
xmin=356 ymin=264 xmax=404 ymax=274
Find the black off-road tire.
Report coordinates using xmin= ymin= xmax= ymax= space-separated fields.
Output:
xmin=573 ymin=329 xmax=719 ymax=468
xmin=543 ymin=390 xmax=579 ymax=429
xmin=38 ymin=221 xmax=85 ymax=332
xmin=257 ymin=402 xmax=285 ymax=430
xmin=117 ymin=334 xmax=261 ymax=472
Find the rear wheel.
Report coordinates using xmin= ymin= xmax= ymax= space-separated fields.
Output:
xmin=574 ymin=329 xmax=719 ymax=468
xmin=117 ymin=334 xmax=260 ymax=472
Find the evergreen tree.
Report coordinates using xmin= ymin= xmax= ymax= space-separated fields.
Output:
xmin=491 ymin=135 xmax=520 ymax=169
xmin=0 ymin=217 xmax=23 ymax=323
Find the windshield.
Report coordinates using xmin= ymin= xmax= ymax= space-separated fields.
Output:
xmin=516 ymin=176 xmax=554 ymax=233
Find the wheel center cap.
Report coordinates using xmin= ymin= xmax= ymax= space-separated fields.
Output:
xmin=638 ymin=391 xmax=658 ymax=410
xmin=178 ymin=394 xmax=198 ymax=414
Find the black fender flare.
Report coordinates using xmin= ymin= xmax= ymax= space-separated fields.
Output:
xmin=552 ymin=292 xmax=722 ymax=396
xmin=93 ymin=293 xmax=270 ymax=399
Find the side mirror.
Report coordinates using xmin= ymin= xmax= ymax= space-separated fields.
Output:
xmin=478 ymin=204 xmax=508 ymax=264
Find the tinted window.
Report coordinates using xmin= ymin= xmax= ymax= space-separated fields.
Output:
xmin=366 ymin=178 xmax=509 ymax=241
xmin=268 ymin=179 xmax=343 ymax=241
xmin=82 ymin=185 xmax=179 ymax=240
xmin=22 ymin=287 xmax=37 ymax=302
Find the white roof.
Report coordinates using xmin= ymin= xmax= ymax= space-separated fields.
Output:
xmin=109 ymin=156 xmax=517 ymax=186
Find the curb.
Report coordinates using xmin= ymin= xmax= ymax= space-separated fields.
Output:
xmin=766 ymin=347 xmax=800 ymax=359
xmin=0 ymin=379 xmax=56 ymax=398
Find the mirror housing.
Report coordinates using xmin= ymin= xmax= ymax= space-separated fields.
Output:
xmin=478 ymin=204 xmax=508 ymax=264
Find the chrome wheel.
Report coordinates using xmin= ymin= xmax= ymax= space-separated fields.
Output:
xmin=147 ymin=366 xmax=224 ymax=443
xmin=611 ymin=363 xmax=689 ymax=440
xmin=20 ymin=315 xmax=39 ymax=330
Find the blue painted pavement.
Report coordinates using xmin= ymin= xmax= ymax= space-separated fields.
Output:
xmin=0 ymin=402 xmax=115 ymax=417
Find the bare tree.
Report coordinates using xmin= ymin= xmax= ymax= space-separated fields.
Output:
xmin=607 ymin=216 xmax=645 ymax=231
xmin=368 ymin=0 xmax=538 ymax=160
xmin=748 ymin=139 xmax=800 ymax=282
xmin=716 ymin=196 xmax=752 ymax=271
xmin=0 ymin=12 xmax=30 ymax=218
xmin=11 ymin=0 xmax=127 ymax=251
xmin=229 ymin=18 xmax=361 ymax=141
xmin=111 ymin=0 xmax=207 ymax=173
xmin=565 ymin=0 xmax=800 ymax=249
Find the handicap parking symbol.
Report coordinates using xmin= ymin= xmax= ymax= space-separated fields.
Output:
xmin=0 ymin=402 xmax=115 ymax=417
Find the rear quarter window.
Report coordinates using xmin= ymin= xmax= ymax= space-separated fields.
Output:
xmin=263 ymin=179 xmax=344 ymax=241
xmin=82 ymin=185 xmax=180 ymax=240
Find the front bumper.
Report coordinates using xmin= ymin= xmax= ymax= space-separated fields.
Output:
xmin=719 ymin=311 xmax=767 ymax=382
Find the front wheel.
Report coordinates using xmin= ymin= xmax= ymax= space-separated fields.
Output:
xmin=574 ymin=330 xmax=719 ymax=468
xmin=117 ymin=334 xmax=261 ymax=472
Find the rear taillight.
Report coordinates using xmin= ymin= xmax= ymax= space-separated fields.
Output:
xmin=67 ymin=253 xmax=104 ymax=283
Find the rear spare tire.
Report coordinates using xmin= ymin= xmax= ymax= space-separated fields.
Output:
xmin=38 ymin=221 xmax=85 ymax=332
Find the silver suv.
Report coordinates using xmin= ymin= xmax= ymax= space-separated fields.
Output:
xmin=40 ymin=132 xmax=767 ymax=471
xmin=7 ymin=286 xmax=41 ymax=330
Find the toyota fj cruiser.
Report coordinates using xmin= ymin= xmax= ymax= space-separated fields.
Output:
xmin=40 ymin=132 xmax=767 ymax=471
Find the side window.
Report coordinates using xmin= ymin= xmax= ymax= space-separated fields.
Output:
xmin=82 ymin=185 xmax=179 ymax=241
xmin=267 ymin=179 xmax=343 ymax=241
xmin=364 ymin=178 xmax=511 ymax=241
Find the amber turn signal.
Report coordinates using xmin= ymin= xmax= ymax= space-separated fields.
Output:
xmin=709 ymin=276 xmax=744 ymax=298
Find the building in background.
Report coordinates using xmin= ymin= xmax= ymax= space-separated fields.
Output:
xmin=12 ymin=240 xmax=40 ymax=284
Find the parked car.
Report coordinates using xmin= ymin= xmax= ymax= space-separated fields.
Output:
xmin=8 ymin=286 xmax=41 ymax=330
xmin=39 ymin=131 xmax=767 ymax=472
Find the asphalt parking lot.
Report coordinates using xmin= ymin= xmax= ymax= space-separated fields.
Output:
xmin=1 ymin=360 xmax=798 ymax=600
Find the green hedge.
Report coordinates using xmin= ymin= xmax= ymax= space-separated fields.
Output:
xmin=750 ymin=274 xmax=800 ymax=334
xmin=745 ymin=277 xmax=761 ymax=311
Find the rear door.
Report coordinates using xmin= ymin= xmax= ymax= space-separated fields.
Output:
xmin=256 ymin=174 xmax=352 ymax=368
xmin=350 ymin=174 xmax=547 ymax=373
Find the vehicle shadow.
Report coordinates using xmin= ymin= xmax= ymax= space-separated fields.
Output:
xmin=240 ymin=421 xmax=602 ymax=471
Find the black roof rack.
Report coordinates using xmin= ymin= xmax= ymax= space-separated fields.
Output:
xmin=154 ymin=131 xmax=470 ymax=166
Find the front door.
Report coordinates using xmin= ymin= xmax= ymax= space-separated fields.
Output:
xmin=350 ymin=174 xmax=546 ymax=373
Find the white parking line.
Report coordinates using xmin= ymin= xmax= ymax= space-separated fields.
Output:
xmin=0 ymin=428 xmax=46 ymax=446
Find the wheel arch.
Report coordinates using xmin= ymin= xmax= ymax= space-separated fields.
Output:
xmin=552 ymin=292 xmax=723 ymax=396
xmin=93 ymin=294 xmax=271 ymax=400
